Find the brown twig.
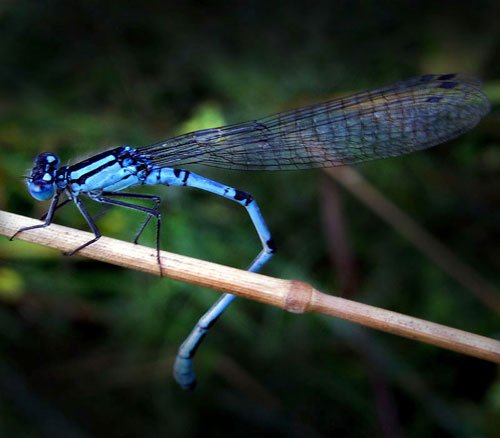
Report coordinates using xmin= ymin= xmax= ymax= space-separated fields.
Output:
xmin=325 ymin=167 xmax=500 ymax=315
xmin=1 ymin=210 xmax=499 ymax=363
xmin=320 ymin=174 xmax=359 ymax=298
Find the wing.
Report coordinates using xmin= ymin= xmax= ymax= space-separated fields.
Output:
xmin=138 ymin=73 xmax=490 ymax=171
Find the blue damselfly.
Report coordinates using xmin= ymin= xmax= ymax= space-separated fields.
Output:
xmin=12 ymin=73 xmax=490 ymax=389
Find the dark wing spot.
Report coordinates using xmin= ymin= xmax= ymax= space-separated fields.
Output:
xmin=439 ymin=81 xmax=458 ymax=89
xmin=438 ymin=73 xmax=456 ymax=80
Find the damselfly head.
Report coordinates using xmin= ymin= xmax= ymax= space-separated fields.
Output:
xmin=27 ymin=152 xmax=61 ymax=201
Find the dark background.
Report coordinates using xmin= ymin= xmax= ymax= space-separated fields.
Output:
xmin=0 ymin=1 xmax=499 ymax=436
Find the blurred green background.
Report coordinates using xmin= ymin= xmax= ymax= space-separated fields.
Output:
xmin=0 ymin=1 xmax=499 ymax=436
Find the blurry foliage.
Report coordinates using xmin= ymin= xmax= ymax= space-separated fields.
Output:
xmin=0 ymin=0 xmax=499 ymax=436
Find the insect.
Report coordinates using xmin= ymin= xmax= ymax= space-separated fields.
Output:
xmin=12 ymin=73 xmax=490 ymax=389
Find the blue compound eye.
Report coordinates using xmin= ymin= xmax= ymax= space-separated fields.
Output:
xmin=28 ymin=180 xmax=55 ymax=201
xmin=27 ymin=152 xmax=61 ymax=201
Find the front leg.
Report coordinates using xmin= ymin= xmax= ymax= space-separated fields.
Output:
xmin=10 ymin=192 xmax=62 ymax=241
xmin=40 ymin=198 xmax=71 ymax=220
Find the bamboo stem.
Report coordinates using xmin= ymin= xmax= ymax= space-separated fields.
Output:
xmin=1 ymin=210 xmax=499 ymax=363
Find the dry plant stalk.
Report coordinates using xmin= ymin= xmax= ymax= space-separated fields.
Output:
xmin=1 ymin=210 xmax=499 ymax=363
xmin=326 ymin=167 xmax=500 ymax=314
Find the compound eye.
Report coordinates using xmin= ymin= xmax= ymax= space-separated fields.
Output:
xmin=28 ymin=152 xmax=61 ymax=201
xmin=28 ymin=180 xmax=55 ymax=201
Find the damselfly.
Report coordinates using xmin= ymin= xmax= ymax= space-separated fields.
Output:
xmin=12 ymin=73 xmax=490 ymax=390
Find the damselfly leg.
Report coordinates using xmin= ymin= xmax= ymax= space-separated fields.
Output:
xmin=10 ymin=192 xmax=63 ymax=240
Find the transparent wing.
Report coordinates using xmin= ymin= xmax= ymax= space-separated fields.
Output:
xmin=138 ymin=74 xmax=490 ymax=171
